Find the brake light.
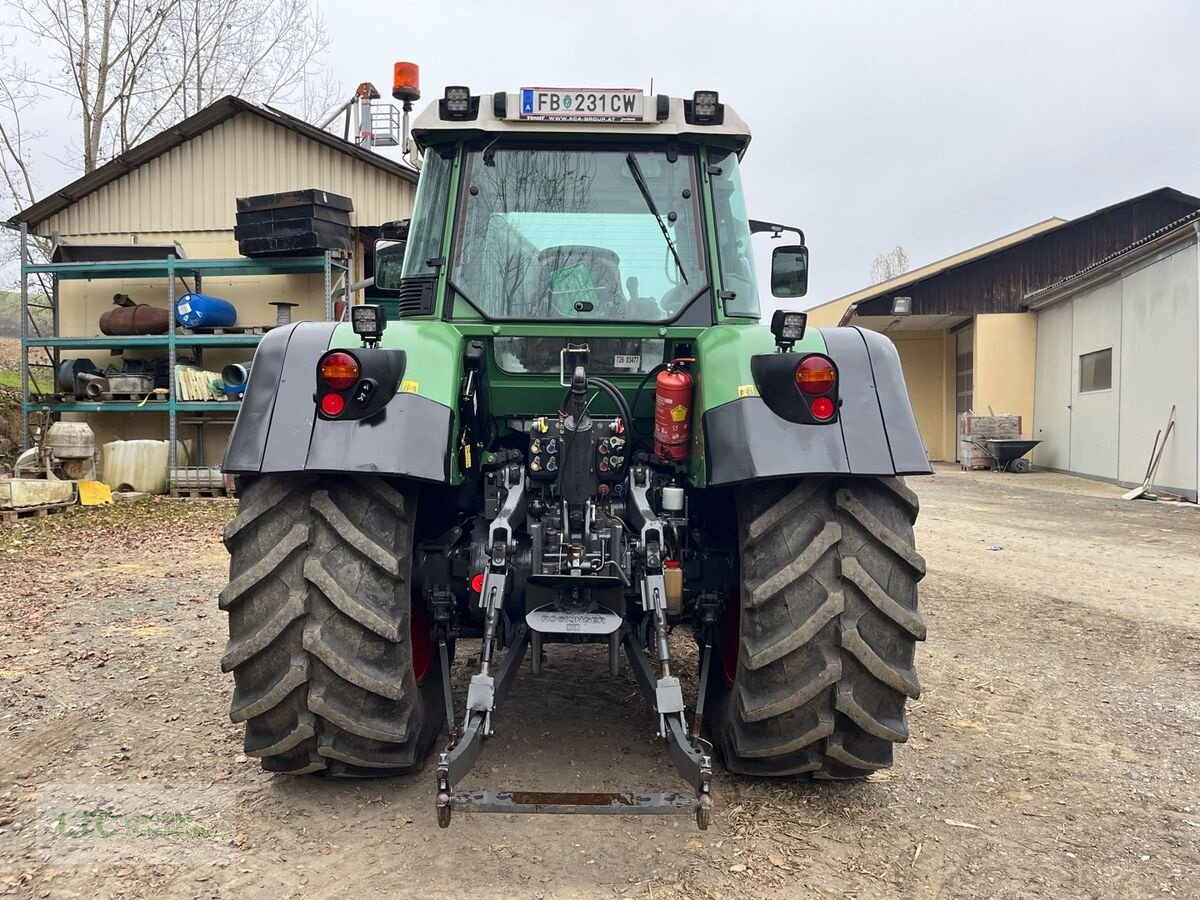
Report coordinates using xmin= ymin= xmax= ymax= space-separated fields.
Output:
xmin=795 ymin=355 xmax=836 ymax=396
xmin=810 ymin=396 xmax=836 ymax=420
xmin=319 ymin=351 xmax=360 ymax=391
xmin=320 ymin=393 xmax=346 ymax=417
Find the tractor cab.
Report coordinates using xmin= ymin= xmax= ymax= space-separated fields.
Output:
xmin=373 ymin=85 xmax=805 ymax=329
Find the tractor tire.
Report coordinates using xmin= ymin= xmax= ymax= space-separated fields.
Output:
xmin=707 ymin=476 xmax=926 ymax=779
xmin=219 ymin=473 xmax=443 ymax=776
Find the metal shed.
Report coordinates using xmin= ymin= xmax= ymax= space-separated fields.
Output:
xmin=6 ymin=96 xmax=418 ymax=468
xmin=1027 ymin=213 xmax=1200 ymax=501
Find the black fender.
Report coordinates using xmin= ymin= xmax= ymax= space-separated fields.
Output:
xmin=702 ymin=326 xmax=931 ymax=485
xmin=222 ymin=321 xmax=452 ymax=482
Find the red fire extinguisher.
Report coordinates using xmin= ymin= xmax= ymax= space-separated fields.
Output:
xmin=653 ymin=358 xmax=696 ymax=462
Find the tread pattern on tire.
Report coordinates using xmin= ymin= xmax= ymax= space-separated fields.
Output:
xmin=712 ymin=476 xmax=926 ymax=779
xmin=221 ymin=474 xmax=442 ymax=776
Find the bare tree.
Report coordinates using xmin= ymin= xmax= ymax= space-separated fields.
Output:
xmin=3 ymin=0 xmax=336 ymax=178
xmin=8 ymin=0 xmax=178 ymax=173
xmin=0 ymin=48 xmax=39 ymax=218
xmin=164 ymin=0 xmax=336 ymax=121
xmin=869 ymin=245 xmax=910 ymax=285
xmin=0 ymin=39 xmax=47 ymax=272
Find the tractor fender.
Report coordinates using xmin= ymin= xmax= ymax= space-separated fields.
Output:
xmin=701 ymin=325 xmax=931 ymax=485
xmin=222 ymin=320 xmax=454 ymax=482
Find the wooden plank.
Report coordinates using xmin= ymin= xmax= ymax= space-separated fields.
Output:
xmin=0 ymin=501 xmax=75 ymax=524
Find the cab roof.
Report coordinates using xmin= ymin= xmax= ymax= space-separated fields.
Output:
xmin=411 ymin=91 xmax=751 ymax=154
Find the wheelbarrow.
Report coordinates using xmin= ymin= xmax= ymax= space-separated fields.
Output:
xmin=976 ymin=438 xmax=1041 ymax=473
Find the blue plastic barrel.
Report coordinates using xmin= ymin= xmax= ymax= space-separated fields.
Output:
xmin=176 ymin=292 xmax=238 ymax=329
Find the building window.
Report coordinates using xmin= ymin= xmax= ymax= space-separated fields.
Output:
xmin=1079 ymin=348 xmax=1112 ymax=393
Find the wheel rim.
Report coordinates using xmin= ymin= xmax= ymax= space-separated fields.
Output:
xmin=410 ymin=593 xmax=435 ymax=685
xmin=719 ymin=594 xmax=740 ymax=686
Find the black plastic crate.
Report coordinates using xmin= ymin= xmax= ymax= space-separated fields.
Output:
xmin=238 ymin=231 xmax=353 ymax=257
xmin=234 ymin=218 xmax=351 ymax=241
xmin=236 ymin=189 xmax=353 ymax=213
xmin=235 ymin=205 xmax=352 ymax=228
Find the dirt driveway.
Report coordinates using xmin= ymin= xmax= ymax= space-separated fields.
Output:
xmin=1 ymin=467 xmax=1198 ymax=898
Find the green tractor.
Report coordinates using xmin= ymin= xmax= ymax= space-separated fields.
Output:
xmin=220 ymin=86 xmax=930 ymax=830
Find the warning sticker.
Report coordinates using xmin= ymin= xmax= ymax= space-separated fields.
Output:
xmin=737 ymin=384 xmax=758 ymax=397
xmin=670 ymin=404 xmax=688 ymax=422
xmin=400 ymin=380 xmax=420 ymax=394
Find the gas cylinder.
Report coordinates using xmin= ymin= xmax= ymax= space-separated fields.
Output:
xmin=653 ymin=359 xmax=695 ymax=462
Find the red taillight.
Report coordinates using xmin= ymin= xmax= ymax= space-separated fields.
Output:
xmin=319 ymin=351 xmax=360 ymax=391
xmin=795 ymin=355 xmax=836 ymax=396
xmin=810 ymin=396 xmax=836 ymax=420
xmin=470 ymin=572 xmax=485 ymax=593
xmin=320 ymin=392 xmax=346 ymax=417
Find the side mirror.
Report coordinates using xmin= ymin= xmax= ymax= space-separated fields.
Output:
xmin=374 ymin=238 xmax=407 ymax=291
xmin=771 ymin=245 xmax=809 ymax=298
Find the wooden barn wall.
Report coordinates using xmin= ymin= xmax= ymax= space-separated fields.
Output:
xmin=857 ymin=194 xmax=1200 ymax=317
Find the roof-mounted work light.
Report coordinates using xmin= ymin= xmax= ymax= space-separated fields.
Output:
xmin=684 ymin=90 xmax=724 ymax=125
xmin=440 ymin=85 xmax=479 ymax=121
xmin=770 ymin=310 xmax=807 ymax=351
xmin=351 ymin=304 xmax=387 ymax=345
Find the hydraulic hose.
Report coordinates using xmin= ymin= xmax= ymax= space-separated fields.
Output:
xmin=559 ymin=377 xmax=632 ymax=432
xmin=588 ymin=376 xmax=634 ymax=430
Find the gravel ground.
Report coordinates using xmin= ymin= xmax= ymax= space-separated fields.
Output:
xmin=0 ymin=469 xmax=1197 ymax=899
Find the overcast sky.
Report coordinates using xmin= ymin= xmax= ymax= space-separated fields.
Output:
xmin=319 ymin=0 xmax=1200 ymax=308
xmin=8 ymin=1 xmax=1200 ymax=309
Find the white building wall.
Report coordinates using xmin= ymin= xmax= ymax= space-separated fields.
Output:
xmin=1068 ymin=279 xmax=1122 ymax=480
xmin=1034 ymin=236 xmax=1199 ymax=500
xmin=1116 ymin=242 xmax=1198 ymax=494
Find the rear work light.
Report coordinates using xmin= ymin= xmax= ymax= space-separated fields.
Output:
xmin=440 ymin=85 xmax=479 ymax=121
xmin=351 ymin=304 xmax=387 ymax=344
xmin=685 ymin=90 xmax=724 ymax=125
xmin=795 ymin=355 xmax=836 ymax=396
xmin=319 ymin=351 xmax=360 ymax=391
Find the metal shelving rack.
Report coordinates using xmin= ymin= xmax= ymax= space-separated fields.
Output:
xmin=17 ymin=223 xmax=348 ymax=473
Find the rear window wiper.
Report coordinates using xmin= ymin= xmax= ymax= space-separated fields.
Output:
xmin=625 ymin=153 xmax=688 ymax=285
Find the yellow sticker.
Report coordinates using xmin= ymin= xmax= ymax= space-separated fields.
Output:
xmin=670 ymin=404 xmax=689 ymax=422
xmin=737 ymin=384 xmax=758 ymax=398
xmin=400 ymin=380 xmax=419 ymax=394
xmin=462 ymin=443 xmax=472 ymax=468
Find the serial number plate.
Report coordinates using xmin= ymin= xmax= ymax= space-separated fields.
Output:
xmin=526 ymin=607 xmax=622 ymax=635
xmin=520 ymin=87 xmax=644 ymax=122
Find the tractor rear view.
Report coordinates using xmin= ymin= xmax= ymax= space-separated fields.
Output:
xmin=220 ymin=81 xmax=930 ymax=830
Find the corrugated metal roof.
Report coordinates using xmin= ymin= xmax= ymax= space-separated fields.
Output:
xmin=1023 ymin=208 xmax=1200 ymax=307
xmin=803 ymin=218 xmax=1068 ymax=327
xmin=8 ymin=96 xmax=417 ymax=229
xmin=810 ymin=186 xmax=1200 ymax=326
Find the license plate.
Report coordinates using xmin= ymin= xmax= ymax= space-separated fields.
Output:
xmin=520 ymin=87 xmax=644 ymax=122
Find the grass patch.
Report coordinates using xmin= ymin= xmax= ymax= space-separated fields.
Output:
xmin=0 ymin=290 xmax=52 ymax=337
xmin=0 ymin=367 xmax=52 ymax=393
